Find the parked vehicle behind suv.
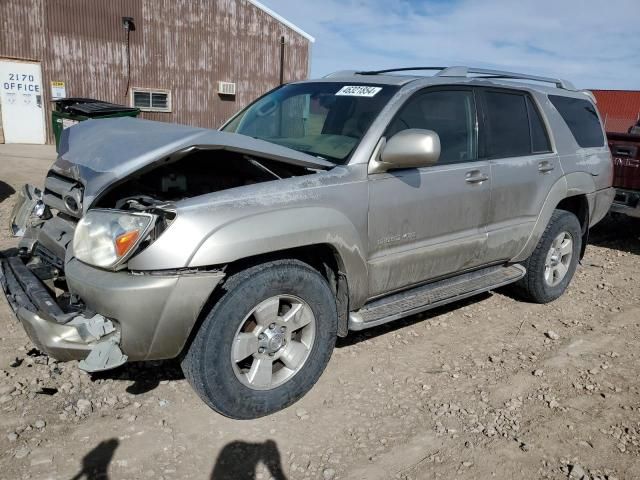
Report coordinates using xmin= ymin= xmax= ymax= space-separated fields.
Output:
xmin=1 ymin=66 xmax=613 ymax=419
xmin=607 ymin=126 xmax=640 ymax=218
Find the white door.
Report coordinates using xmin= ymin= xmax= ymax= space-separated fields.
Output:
xmin=0 ymin=60 xmax=46 ymax=144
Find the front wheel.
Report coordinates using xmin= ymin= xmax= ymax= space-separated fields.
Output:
xmin=514 ymin=209 xmax=582 ymax=303
xmin=181 ymin=259 xmax=337 ymax=419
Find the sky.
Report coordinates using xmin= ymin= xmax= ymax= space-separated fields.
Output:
xmin=260 ymin=0 xmax=640 ymax=90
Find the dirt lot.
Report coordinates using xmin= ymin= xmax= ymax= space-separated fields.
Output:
xmin=1 ymin=144 xmax=639 ymax=480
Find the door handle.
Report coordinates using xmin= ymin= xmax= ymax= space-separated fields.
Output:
xmin=465 ymin=170 xmax=489 ymax=184
xmin=538 ymin=161 xmax=555 ymax=173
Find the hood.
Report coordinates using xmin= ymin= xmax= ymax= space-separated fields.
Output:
xmin=54 ymin=117 xmax=333 ymax=209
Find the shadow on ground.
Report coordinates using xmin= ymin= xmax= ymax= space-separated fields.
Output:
xmin=90 ymin=360 xmax=185 ymax=395
xmin=211 ymin=440 xmax=287 ymax=480
xmin=0 ymin=180 xmax=15 ymax=204
xmin=588 ymin=214 xmax=640 ymax=255
xmin=70 ymin=438 xmax=119 ymax=480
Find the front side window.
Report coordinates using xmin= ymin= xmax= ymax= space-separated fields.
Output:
xmin=222 ymin=83 xmax=398 ymax=164
xmin=386 ymin=89 xmax=477 ymax=164
xmin=548 ymin=95 xmax=604 ymax=148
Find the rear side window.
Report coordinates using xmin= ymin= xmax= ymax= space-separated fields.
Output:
xmin=549 ymin=95 xmax=604 ymax=148
xmin=483 ymin=91 xmax=531 ymax=158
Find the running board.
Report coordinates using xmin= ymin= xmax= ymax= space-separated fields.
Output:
xmin=349 ymin=264 xmax=525 ymax=331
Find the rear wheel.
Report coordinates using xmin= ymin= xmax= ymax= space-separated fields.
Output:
xmin=182 ymin=259 xmax=337 ymax=419
xmin=514 ymin=209 xmax=582 ymax=303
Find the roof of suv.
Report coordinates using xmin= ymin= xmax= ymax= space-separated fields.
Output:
xmin=306 ymin=66 xmax=591 ymax=100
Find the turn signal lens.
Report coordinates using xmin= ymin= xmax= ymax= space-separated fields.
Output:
xmin=115 ymin=230 xmax=141 ymax=257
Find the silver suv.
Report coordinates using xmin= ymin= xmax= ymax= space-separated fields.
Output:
xmin=1 ymin=66 xmax=614 ymax=418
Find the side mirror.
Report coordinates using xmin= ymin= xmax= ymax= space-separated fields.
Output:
xmin=371 ymin=129 xmax=441 ymax=173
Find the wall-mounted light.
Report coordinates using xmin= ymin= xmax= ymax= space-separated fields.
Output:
xmin=122 ymin=16 xmax=136 ymax=31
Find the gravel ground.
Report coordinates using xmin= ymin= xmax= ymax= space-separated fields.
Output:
xmin=1 ymin=145 xmax=639 ymax=480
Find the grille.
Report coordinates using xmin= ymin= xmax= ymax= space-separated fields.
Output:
xmin=43 ymin=171 xmax=84 ymax=217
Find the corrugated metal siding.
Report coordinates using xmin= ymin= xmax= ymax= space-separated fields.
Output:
xmin=592 ymin=90 xmax=640 ymax=133
xmin=0 ymin=0 xmax=310 ymax=143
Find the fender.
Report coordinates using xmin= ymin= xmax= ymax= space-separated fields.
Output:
xmin=188 ymin=207 xmax=370 ymax=306
xmin=512 ymin=171 xmax=596 ymax=262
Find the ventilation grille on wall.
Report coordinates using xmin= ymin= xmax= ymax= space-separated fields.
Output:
xmin=218 ymin=81 xmax=236 ymax=96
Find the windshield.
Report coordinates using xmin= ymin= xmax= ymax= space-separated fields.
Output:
xmin=221 ymin=82 xmax=398 ymax=164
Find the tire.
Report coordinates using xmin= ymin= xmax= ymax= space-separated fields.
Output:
xmin=514 ymin=209 xmax=582 ymax=303
xmin=181 ymin=259 xmax=337 ymax=419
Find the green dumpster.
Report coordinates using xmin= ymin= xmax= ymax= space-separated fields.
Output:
xmin=52 ymin=98 xmax=140 ymax=151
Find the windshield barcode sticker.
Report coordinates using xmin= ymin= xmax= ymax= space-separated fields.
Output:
xmin=335 ymin=86 xmax=382 ymax=97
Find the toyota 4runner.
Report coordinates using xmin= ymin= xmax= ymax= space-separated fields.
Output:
xmin=1 ymin=66 xmax=614 ymax=419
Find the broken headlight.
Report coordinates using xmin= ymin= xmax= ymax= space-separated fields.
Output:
xmin=73 ymin=209 xmax=156 ymax=269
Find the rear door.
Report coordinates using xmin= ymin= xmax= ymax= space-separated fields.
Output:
xmin=477 ymin=88 xmax=562 ymax=262
xmin=367 ymin=87 xmax=492 ymax=298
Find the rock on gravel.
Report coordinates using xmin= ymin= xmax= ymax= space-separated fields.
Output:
xmin=0 ymin=384 xmax=16 ymax=396
xmin=545 ymin=331 xmax=560 ymax=340
xmin=14 ymin=447 xmax=30 ymax=459
xmin=76 ymin=398 xmax=92 ymax=415
xmin=323 ymin=468 xmax=336 ymax=480
xmin=569 ymin=463 xmax=587 ymax=479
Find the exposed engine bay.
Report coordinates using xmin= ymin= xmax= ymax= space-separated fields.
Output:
xmin=95 ymin=148 xmax=316 ymax=211
xmin=16 ymin=148 xmax=321 ymax=289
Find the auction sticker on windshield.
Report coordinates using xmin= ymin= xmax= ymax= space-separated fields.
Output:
xmin=335 ymin=85 xmax=382 ymax=97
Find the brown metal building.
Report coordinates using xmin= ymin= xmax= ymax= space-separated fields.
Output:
xmin=0 ymin=0 xmax=313 ymax=144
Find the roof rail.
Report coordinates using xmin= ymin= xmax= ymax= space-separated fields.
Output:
xmin=355 ymin=66 xmax=575 ymax=90
xmin=356 ymin=67 xmax=447 ymax=75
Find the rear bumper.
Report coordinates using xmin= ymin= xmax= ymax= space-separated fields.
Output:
xmin=588 ymin=187 xmax=616 ymax=226
xmin=610 ymin=188 xmax=640 ymax=218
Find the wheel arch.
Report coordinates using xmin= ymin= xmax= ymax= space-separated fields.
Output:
xmin=512 ymin=173 xmax=595 ymax=262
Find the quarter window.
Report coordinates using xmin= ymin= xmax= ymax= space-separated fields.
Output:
xmin=387 ymin=90 xmax=477 ymax=164
xmin=526 ymin=96 xmax=552 ymax=153
xmin=548 ymin=95 xmax=604 ymax=148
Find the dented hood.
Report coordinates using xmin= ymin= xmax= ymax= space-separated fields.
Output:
xmin=54 ymin=117 xmax=333 ymax=208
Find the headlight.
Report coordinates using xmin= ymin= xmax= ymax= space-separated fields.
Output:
xmin=73 ymin=209 xmax=155 ymax=269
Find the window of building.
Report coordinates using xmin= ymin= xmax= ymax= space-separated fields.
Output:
xmin=548 ymin=95 xmax=604 ymax=148
xmin=131 ymin=88 xmax=171 ymax=112
xmin=387 ymin=89 xmax=477 ymax=164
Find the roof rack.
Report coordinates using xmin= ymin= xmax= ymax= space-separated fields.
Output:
xmin=355 ymin=66 xmax=575 ymax=90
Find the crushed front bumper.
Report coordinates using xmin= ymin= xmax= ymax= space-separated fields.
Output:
xmin=0 ymin=255 xmax=125 ymax=370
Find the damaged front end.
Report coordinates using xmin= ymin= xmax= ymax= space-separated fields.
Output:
xmin=2 ymin=117 xmax=329 ymax=372
xmin=1 ymin=256 xmax=127 ymax=372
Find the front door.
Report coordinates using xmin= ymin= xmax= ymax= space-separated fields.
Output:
xmin=0 ymin=59 xmax=46 ymax=144
xmin=367 ymin=88 xmax=491 ymax=298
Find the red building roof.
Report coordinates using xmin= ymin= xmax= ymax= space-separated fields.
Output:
xmin=591 ymin=90 xmax=640 ymax=133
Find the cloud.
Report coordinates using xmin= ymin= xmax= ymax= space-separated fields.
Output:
xmin=260 ymin=0 xmax=640 ymax=89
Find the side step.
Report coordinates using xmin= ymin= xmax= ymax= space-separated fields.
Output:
xmin=349 ymin=264 xmax=525 ymax=331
